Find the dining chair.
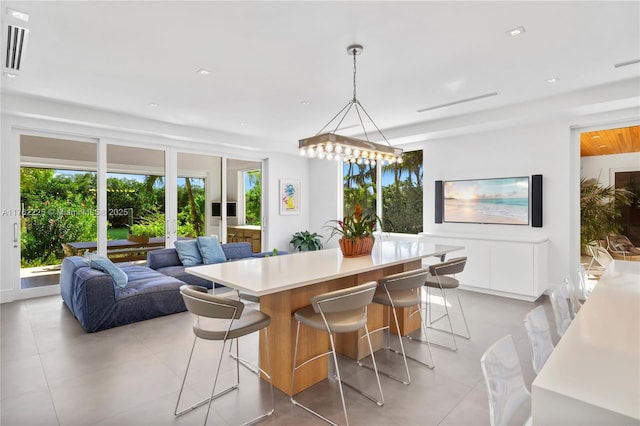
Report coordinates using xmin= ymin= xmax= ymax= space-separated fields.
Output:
xmin=421 ymin=256 xmax=471 ymax=351
xmin=480 ymin=335 xmax=532 ymax=426
xmin=290 ymin=281 xmax=384 ymax=426
xmin=564 ymin=275 xmax=582 ymax=318
xmin=523 ymin=305 xmax=555 ymax=375
xmin=586 ymin=244 xmax=613 ymax=276
xmin=368 ymin=268 xmax=434 ymax=385
xmin=175 ymin=285 xmax=274 ymax=426
xmin=549 ymin=285 xmax=572 ymax=337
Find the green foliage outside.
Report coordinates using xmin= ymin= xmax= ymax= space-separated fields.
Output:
xmin=245 ymin=170 xmax=261 ymax=225
xmin=382 ymin=151 xmax=423 ymax=233
xmin=343 ymin=150 xmax=423 ymax=234
xmin=20 ymin=168 xmax=205 ymax=267
xmin=177 ymin=178 xmax=205 ymax=237
xmin=21 ymin=168 xmax=98 ymax=267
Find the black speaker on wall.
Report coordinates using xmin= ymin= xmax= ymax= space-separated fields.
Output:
xmin=531 ymin=174 xmax=543 ymax=227
xmin=435 ymin=180 xmax=443 ymax=224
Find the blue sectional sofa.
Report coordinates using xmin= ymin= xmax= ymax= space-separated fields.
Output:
xmin=147 ymin=242 xmax=286 ymax=289
xmin=60 ymin=256 xmax=189 ymax=332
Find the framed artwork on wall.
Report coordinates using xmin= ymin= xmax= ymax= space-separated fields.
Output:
xmin=279 ymin=179 xmax=300 ymax=215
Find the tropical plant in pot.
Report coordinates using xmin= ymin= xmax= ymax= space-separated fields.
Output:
xmin=290 ymin=231 xmax=323 ymax=252
xmin=325 ymin=204 xmax=379 ymax=257
xmin=580 ymin=177 xmax=633 ymax=251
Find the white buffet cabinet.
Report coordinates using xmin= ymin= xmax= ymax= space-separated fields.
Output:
xmin=421 ymin=232 xmax=549 ymax=301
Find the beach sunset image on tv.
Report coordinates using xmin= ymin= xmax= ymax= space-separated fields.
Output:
xmin=443 ymin=177 xmax=529 ymax=225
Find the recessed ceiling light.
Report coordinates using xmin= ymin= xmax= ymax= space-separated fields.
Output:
xmin=3 ymin=72 xmax=17 ymax=78
xmin=148 ymin=102 xmax=159 ymax=108
xmin=196 ymin=69 xmax=211 ymax=76
xmin=507 ymin=26 xmax=526 ymax=37
xmin=240 ymin=122 xmax=249 ymax=126
xmin=300 ymin=101 xmax=311 ymax=105
xmin=546 ymin=77 xmax=560 ymax=83
xmin=7 ymin=8 xmax=29 ymax=22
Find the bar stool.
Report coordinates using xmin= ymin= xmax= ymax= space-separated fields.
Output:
xmin=175 ymin=285 xmax=274 ymax=426
xmin=421 ymin=256 xmax=471 ymax=351
xmin=367 ymin=268 xmax=434 ymax=385
xmin=291 ymin=281 xmax=384 ymax=426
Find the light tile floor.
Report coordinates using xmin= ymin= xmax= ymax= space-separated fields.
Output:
xmin=1 ymin=288 xmax=558 ymax=426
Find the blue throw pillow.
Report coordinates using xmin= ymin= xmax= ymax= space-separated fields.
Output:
xmin=174 ymin=239 xmax=203 ymax=266
xmin=197 ymin=235 xmax=227 ymax=264
xmin=85 ymin=253 xmax=128 ymax=288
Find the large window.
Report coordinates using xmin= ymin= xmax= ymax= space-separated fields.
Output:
xmin=382 ymin=150 xmax=423 ymax=233
xmin=343 ymin=150 xmax=423 ymax=233
xmin=343 ymin=161 xmax=376 ymax=218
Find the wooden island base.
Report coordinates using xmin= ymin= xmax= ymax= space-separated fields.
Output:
xmin=259 ymin=259 xmax=422 ymax=396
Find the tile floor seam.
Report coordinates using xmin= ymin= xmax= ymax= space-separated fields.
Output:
xmin=435 ymin=382 xmax=478 ymax=426
xmin=36 ymin=349 xmax=62 ymax=426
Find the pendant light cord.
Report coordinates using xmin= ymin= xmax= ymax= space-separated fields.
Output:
xmin=314 ymin=44 xmax=394 ymax=149
xmin=352 ymin=46 xmax=358 ymax=102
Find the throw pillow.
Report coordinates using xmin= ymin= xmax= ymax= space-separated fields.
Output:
xmin=174 ymin=239 xmax=203 ymax=266
xmin=197 ymin=235 xmax=227 ymax=264
xmin=85 ymin=253 xmax=128 ymax=288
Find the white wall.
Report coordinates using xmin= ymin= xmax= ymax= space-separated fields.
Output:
xmin=263 ymin=155 xmax=310 ymax=252
xmin=309 ymin=159 xmax=341 ymax=249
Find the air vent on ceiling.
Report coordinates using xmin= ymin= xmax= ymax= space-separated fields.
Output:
xmin=417 ymin=92 xmax=499 ymax=113
xmin=4 ymin=24 xmax=28 ymax=72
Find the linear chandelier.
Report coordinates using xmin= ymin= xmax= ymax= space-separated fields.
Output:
xmin=298 ymin=44 xmax=403 ymax=165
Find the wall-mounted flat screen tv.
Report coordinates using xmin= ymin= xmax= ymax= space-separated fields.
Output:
xmin=443 ymin=177 xmax=529 ymax=225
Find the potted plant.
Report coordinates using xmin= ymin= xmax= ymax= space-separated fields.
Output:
xmin=290 ymin=231 xmax=323 ymax=252
xmin=580 ymin=177 xmax=633 ymax=251
xmin=325 ymin=204 xmax=379 ymax=257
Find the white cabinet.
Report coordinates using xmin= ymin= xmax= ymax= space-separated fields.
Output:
xmin=421 ymin=233 xmax=549 ymax=301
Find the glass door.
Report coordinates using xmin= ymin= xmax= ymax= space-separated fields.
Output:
xmin=176 ymin=152 xmax=222 ymax=239
xmin=226 ymin=159 xmax=262 ymax=252
xmin=20 ymin=135 xmax=98 ymax=289
xmin=105 ymin=144 xmax=166 ymax=264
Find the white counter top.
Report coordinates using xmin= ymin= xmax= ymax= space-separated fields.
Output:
xmin=187 ymin=240 xmax=463 ymax=296
xmin=532 ymin=260 xmax=640 ymax=425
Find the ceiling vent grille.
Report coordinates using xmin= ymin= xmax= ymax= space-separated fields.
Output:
xmin=5 ymin=24 xmax=28 ymax=72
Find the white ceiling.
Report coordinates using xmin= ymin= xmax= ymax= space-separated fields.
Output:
xmin=2 ymin=1 xmax=639 ymax=155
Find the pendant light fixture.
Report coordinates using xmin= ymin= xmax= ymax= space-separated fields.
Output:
xmin=298 ymin=44 xmax=402 ymax=165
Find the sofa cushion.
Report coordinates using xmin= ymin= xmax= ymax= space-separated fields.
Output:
xmin=174 ymin=239 xmax=203 ymax=266
xmin=116 ymin=266 xmax=185 ymax=301
xmin=85 ymin=254 xmax=128 ymax=288
xmin=222 ymin=242 xmax=253 ymax=260
xmin=147 ymin=248 xmax=181 ymax=270
xmin=197 ymin=235 xmax=227 ymax=264
xmin=155 ymin=265 xmax=214 ymax=289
